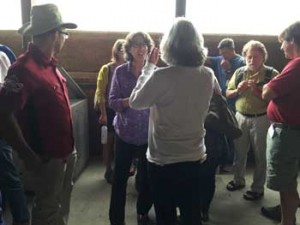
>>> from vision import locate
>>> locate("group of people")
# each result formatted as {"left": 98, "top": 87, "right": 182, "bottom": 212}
{"left": 93, "top": 16, "right": 300, "bottom": 225}
{"left": 0, "top": 2, "right": 300, "bottom": 225}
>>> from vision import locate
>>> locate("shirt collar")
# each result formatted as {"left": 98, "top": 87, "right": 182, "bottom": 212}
{"left": 27, "top": 43, "right": 58, "bottom": 67}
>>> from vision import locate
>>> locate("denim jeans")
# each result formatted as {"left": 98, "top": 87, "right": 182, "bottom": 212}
{"left": 0, "top": 139, "right": 30, "bottom": 223}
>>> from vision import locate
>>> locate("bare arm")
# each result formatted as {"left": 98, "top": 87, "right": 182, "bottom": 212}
{"left": 98, "top": 103, "right": 107, "bottom": 125}
{"left": 226, "top": 80, "right": 249, "bottom": 99}
{"left": 262, "top": 84, "right": 277, "bottom": 101}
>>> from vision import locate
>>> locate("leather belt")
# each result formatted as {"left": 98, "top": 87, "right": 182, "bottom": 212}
{"left": 239, "top": 112, "right": 266, "bottom": 118}
{"left": 272, "top": 122, "right": 300, "bottom": 131}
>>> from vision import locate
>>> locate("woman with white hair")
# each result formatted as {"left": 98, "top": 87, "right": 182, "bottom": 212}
{"left": 129, "top": 18, "right": 220, "bottom": 225}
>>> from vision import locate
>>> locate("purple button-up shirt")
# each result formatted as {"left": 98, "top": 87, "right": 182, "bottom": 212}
{"left": 109, "top": 62, "right": 149, "bottom": 145}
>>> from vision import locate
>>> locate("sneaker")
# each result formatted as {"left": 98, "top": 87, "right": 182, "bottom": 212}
{"left": 261, "top": 205, "right": 281, "bottom": 221}
{"left": 243, "top": 190, "right": 264, "bottom": 201}
{"left": 226, "top": 180, "right": 245, "bottom": 191}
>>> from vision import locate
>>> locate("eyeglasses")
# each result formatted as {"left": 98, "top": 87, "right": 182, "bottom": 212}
{"left": 132, "top": 42, "right": 147, "bottom": 48}
{"left": 58, "top": 30, "right": 69, "bottom": 39}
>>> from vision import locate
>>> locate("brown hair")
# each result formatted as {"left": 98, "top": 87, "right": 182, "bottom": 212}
{"left": 111, "top": 39, "right": 125, "bottom": 63}
{"left": 124, "top": 32, "right": 154, "bottom": 62}
{"left": 279, "top": 21, "right": 300, "bottom": 47}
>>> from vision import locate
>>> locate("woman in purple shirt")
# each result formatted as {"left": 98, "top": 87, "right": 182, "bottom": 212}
{"left": 108, "top": 31, "right": 154, "bottom": 225}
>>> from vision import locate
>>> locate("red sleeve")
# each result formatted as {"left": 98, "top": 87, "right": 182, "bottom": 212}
{"left": 267, "top": 58, "right": 300, "bottom": 98}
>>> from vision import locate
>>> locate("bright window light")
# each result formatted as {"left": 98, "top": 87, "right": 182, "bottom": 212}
{"left": 186, "top": 0, "right": 300, "bottom": 35}
{"left": 0, "top": 0, "right": 22, "bottom": 30}
{"left": 0, "top": 0, "right": 299, "bottom": 35}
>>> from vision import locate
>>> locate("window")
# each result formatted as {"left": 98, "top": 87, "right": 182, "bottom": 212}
{"left": 0, "top": 0, "right": 299, "bottom": 35}
{"left": 186, "top": 0, "right": 300, "bottom": 35}
{"left": 0, "top": 0, "right": 22, "bottom": 30}
{"left": 27, "top": 0, "right": 175, "bottom": 32}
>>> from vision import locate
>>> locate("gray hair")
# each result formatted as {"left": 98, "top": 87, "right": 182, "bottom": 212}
{"left": 242, "top": 40, "right": 268, "bottom": 62}
{"left": 160, "top": 17, "right": 207, "bottom": 67}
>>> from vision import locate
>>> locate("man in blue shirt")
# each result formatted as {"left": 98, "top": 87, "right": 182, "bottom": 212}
{"left": 206, "top": 38, "right": 245, "bottom": 101}
{"left": 206, "top": 38, "right": 245, "bottom": 172}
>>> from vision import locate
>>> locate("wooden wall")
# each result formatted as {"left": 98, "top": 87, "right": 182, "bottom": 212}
{"left": 0, "top": 30, "right": 288, "bottom": 154}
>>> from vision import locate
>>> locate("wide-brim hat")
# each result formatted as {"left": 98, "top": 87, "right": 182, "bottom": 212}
{"left": 18, "top": 3, "right": 77, "bottom": 36}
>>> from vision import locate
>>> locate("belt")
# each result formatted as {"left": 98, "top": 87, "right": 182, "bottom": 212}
{"left": 272, "top": 122, "right": 300, "bottom": 131}
{"left": 239, "top": 112, "right": 266, "bottom": 118}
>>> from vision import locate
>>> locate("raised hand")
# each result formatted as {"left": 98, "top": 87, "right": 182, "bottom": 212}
{"left": 148, "top": 47, "right": 160, "bottom": 65}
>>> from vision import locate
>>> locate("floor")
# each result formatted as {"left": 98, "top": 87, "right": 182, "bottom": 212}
{"left": 68, "top": 157, "right": 300, "bottom": 225}
{"left": 3, "top": 156, "right": 299, "bottom": 225}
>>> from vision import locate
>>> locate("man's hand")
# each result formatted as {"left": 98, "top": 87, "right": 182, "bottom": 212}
{"left": 220, "top": 59, "right": 231, "bottom": 71}
{"left": 237, "top": 80, "right": 250, "bottom": 95}
{"left": 18, "top": 147, "right": 43, "bottom": 171}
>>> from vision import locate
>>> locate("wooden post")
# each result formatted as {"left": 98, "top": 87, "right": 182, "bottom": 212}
{"left": 20, "top": 0, "right": 32, "bottom": 50}
{"left": 175, "top": 0, "right": 186, "bottom": 17}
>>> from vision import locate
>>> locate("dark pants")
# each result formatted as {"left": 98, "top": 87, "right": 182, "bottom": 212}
{"left": 109, "top": 135, "right": 152, "bottom": 225}
{"left": 219, "top": 135, "right": 234, "bottom": 167}
{"left": 148, "top": 160, "right": 204, "bottom": 225}
{"left": 201, "top": 157, "right": 219, "bottom": 213}
{"left": 0, "top": 139, "right": 30, "bottom": 223}
{"left": 0, "top": 192, "right": 4, "bottom": 225}
{"left": 202, "top": 130, "right": 223, "bottom": 213}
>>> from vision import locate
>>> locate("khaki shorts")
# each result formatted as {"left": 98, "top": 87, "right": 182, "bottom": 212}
{"left": 266, "top": 124, "right": 300, "bottom": 192}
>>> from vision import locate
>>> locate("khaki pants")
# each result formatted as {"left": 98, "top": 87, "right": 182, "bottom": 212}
{"left": 23, "top": 151, "right": 77, "bottom": 225}
{"left": 233, "top": 112, "right": 269, "bottom": 193}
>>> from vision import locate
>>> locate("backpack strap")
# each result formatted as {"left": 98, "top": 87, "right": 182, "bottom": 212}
{"left": 264, "top": 66, "right": 274, "bottom": 82}
{"left": 235, "top": 67, "right": 246, "bottom": 87}
{"left": 257, "top": 66, "right": 274, "bottom": 86}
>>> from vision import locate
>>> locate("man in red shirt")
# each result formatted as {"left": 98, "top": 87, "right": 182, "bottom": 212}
{"left": 0, "top": 4, "right": 77, "bottom": 225}
{"left": 262, "top": 21, "right": 300, "bottom": 225}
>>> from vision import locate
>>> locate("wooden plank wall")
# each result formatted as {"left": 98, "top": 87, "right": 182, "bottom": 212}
{"left": 0, "top": 30, "right": 287, "bottom": 154}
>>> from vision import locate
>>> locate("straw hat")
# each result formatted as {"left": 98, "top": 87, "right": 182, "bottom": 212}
{"left": 18, "top": 4, "right": 77, "bottom": 36}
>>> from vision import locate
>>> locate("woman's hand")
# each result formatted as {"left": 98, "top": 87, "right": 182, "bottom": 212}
{"left": 148, "top": 47, "right": 160, "bottom": 65}
{"left": 98, "top": 114, "right": 107, "bottom": 125}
